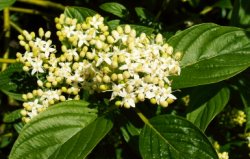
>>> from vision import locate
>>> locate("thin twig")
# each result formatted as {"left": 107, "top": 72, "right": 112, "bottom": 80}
{"left": 10, "top": 21, "right": 23, "bottom": 34}
{"left": 2, "top": 8, "right": 11, "bottom": 71}
{"left": 17, "top": 0, "right": 65, "bottom": 10}
{"left": 9, "top": 7, "right": 41, "bottom": 15}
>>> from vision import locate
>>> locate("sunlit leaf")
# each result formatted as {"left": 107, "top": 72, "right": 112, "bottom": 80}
{"left": 168, "top": 23, "right": 250, "bottom": 89}
{"left": 9, "top": 100, "right": 113, "bottom": 159}
{"left": 139, "top": 115, "right": 218, "bottom": 159}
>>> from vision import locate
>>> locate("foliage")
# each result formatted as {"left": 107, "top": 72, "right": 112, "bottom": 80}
{"left": 0, "top": 0, "right": 250, "bottom": 159}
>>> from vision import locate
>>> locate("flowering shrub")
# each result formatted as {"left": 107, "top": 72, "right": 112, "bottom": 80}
{"left": 1, "top": 1, "right": 250, "bottom": 159}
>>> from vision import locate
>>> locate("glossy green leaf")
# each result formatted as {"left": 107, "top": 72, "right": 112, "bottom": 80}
{"left": 99, "top": 2, "right": 128, "bottom": 18}
{"left": 0, "top": 0, "right": 15, "bottom": 10}
{"left": 9, "top": 100, "right": 113, "bottom": 159}
{"left": 168, "top": 23, "right": 250, "bottom": 89}
{"left": 64, "top": 6, "right": 97, "bottom": 23}
{"left": 139, "top": 115, "right": 218, "bottom": 159}
{"left": 187, "top": 86, "right": 230, "bottom": 131}
{"left": 231, "top": 0, "right": 250, "bottom": 28}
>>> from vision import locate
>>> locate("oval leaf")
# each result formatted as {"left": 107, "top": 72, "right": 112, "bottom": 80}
{"left": 0, "top": 0, "right": 15, "bottom": 10}
{"left": 64, "top": 6, "right": 97, "bottom": 23}
{"left": 99, "top": 2, "right": 128, "bottom": 18}
{"left": 9, "top": 100, "right": 113, "bottom": 159}
{"left": 139, "top": 115, "right": 218, "bottom": 159}
{"left": 187, "top": 86, "right": 230, "bottom": 131}
{"left": 168, "top": 23, "right": 250, "bottom": 89}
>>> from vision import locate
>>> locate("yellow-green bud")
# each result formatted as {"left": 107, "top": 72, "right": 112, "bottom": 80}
{"left": 124, "top": 25, "right": 131, "bottom": 34}
{"left": 174, "top": 52, "right": 182, "bottom": 60}
{"left": 38, "top": 28, "right": 44, "bottom": 37}
{"left": 137, "top": 93, "right": 145, "bottom": 101}
{"left": 150, "top": 98, "right": 157, "bottom": 104}
{"left": 155, "top": 33, "right": 163, "bottom": 44}
{"left": 160, "top": 100, "right": 168, "bottom": 107}
{"left": 117, "top": 74, "right": 123, "bottom": 81}
{"left": 107, "top": 35, "right": 115, "bottom": 44}
{"left": 100, "top": 84, "right": 108, "bottom": 91}
{"left": 115, "top": 100, "right": 122, "bottom": 107}
{"left": 60, "top": 95, "right": 66, "bottom": 101}
{"left": 23, "top": 66, "right": 29, "bottom": 72}
{"left": 111, "top": 73, "right": 118, "bottom": 81}
{"left": 103, "top": 75, "right": 111, "bottom": 83}
{"left": 20, "top": 110, "right": 27, "bottom": 116}
{"left": 22, "top": 94, "right": 28, "bottom": 101}
{"left": 45, "top": 82, "right": 52, "bottom": 88}
{"left": 117, "top": 26, "right": 124, "bottom": 34}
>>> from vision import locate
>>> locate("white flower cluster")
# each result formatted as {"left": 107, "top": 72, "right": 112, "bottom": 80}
{"left": 16, "top": 14, "right": 181, "bottom": 122}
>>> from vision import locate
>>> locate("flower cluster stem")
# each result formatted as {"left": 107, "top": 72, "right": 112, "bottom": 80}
{"left": 0, "top": 58, "right": 16, "bottom": 63}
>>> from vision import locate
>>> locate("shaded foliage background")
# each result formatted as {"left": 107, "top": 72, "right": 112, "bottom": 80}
{"left": 0, "top": 0, "right": 250, "bottom": 158}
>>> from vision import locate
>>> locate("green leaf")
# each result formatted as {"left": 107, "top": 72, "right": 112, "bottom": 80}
{"left": 214, "top": 0, "right": 232, "bottom": 9}
{"left": 119, "top": 24, "right": 154, "bottom": 35}
{"left": 3, "top": 109, "right": 22, "bottom": 123}
{"left": 231, "top": 0, "right": 250, "bottom": 28}
{"left": 168, "top": 23, "right": 250, "bottom": 89}
{"left": 139, "top": 115, "right": 218, "bottom": 159}
{"left": 1, "top": 89, "right": 23, "bottom": 101}
{"left": 187, "top": 0, "right": 200, "bottom": 7}
{"left": 0, "top": 0, "right": 15, "bottom": 10}
{"left": 64, "top": 6, "right": 97, "bottom": 23}
{"left": 107, "top": 19, "right": 121, "bottom": 30}
{"left": 9, "top": 100, "right": 113, "bottom": 159}
{"left": 135, "top": 7, "right": 154, "bottom": 20}
{"left": 245, "top": 107, "right": 250, "bottom": 131}
{"left": 187, "top": 86, "right": 230, "bottom": 131}
{"left": 99, "top": 2, "right": 128, "bottom": 18}
{"left": 0, "top": 63, "right": 23, "bottom": 91}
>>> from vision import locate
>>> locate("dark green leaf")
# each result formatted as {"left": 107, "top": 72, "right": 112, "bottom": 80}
{"left": 187, "top": 0, "right": 200, "bottom": 7}
{"left": 168, "top": 23, "right": 250, "bottom": 89}
{"left": 64, "top": 6, "right": 97, "bottom": 23}
{"left": 0, "top": 63, "right": 23, "bottom": 91}
{"left": 0, "top": 0, "right": 15, "bottom": 10}
{"left": 135, "top": 7, "right": 154, "bottom": 20}
{"left": 3, "top": 109, "right": 22, "bottom": 123}
{"left": 245, "top": 107, "right": 250, "bottom": 131}
{"left": 214, "top": 0, "right": 232, "bottom": 9}
{"left": 1, "top": 90, "right": 23, "bottom": 101}
{"left": 187, "top": 86, "right": 230, "bottom": 131}
{"left": 99, "top": 2, "right": 128, "bottom": 18}
{"left": 231, "top": 0, "right": 250, "bottom": 28}
{"left": 119, "top": 24, "right": 154, "bottom": 35}
{"left": 9, "top": 100, "right": 113, "bottom": 159}
{"left": 107, "top": 19, "right": 121, "bottom": 30}
{"left": 139, "top": 115, "right": 218, "bottom": 159}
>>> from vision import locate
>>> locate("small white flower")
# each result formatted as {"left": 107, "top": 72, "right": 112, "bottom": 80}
{"left": 30, "top": 57, "right": 44, "bottom": 75}
{"left": 96, "top": 52, "right": 113, "bottom": 66}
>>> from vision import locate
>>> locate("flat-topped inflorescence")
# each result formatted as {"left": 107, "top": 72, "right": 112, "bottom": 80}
{"left": 16, "top": 14, "right": 181, "bottom": 122}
